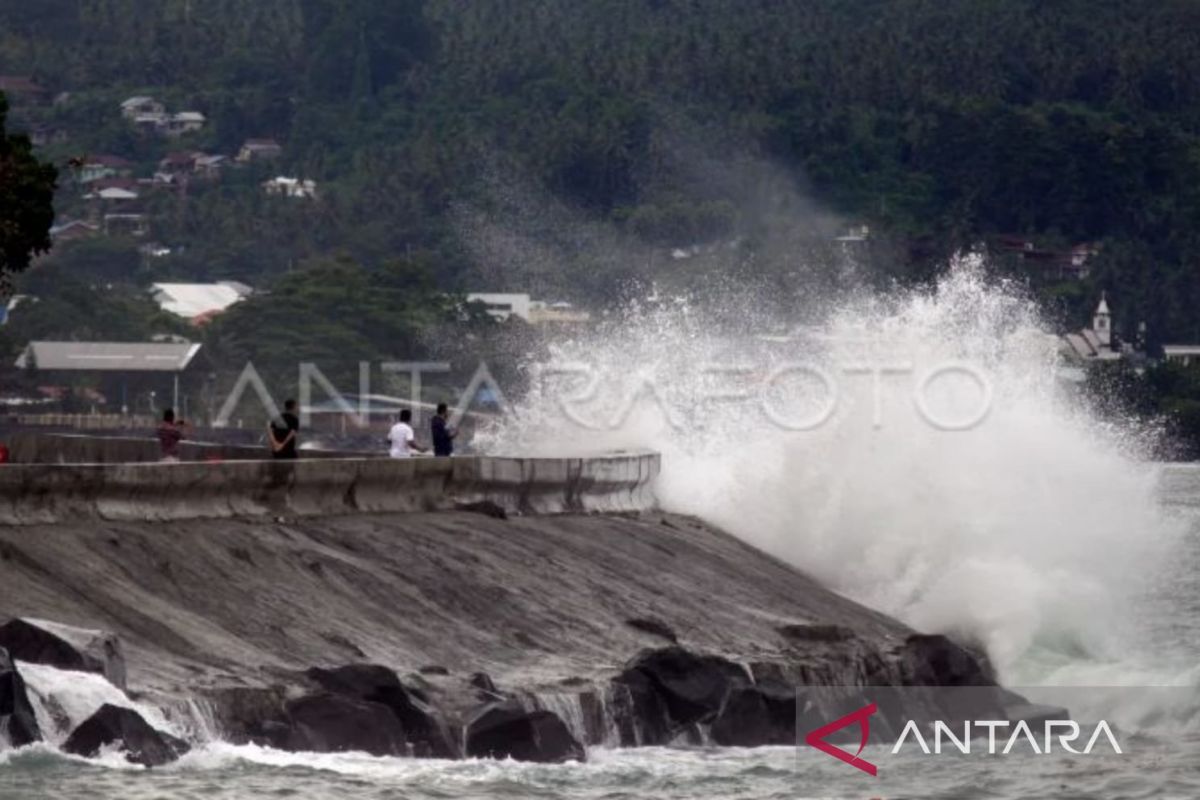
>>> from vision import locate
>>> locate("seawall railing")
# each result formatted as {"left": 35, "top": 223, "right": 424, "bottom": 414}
{"left": 0, "top": 438, "right": 660, "bottom": 524}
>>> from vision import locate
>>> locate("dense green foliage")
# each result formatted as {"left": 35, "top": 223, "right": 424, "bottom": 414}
{"left": 0, "top": 93, "right": 56, "bottom": 275}
{"left": 3, "top": 1, "right": 1200, "bottom": 329}
{"left": 5, "top": 1, "right": 1200, "bottom": 433}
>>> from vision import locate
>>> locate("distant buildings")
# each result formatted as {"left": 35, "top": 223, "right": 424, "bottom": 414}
{"left": 996, "top": 235, "right": 1098, "bottom": 281}
{"left": 78, "top": 155, "right": 133, "bottom": 184}
{"left": 237, "top": 138, "right": 283, "bottom": 163}
{"left": 466, "top": 293, "right": 591, "bottom": 325}
{"left": 48, "top": 220, "right": 99, "bottom": 242}
{"left": 118, "top": 95, "right": 205, "bottom": 137}
{"left": 120, "top": 96, "right": 165, "bottom": 121}
{"left": 467, "top": 293, "right": 531, "bottom": 322}
{"left": 262, "top": 176, "right": 317, "bottom": 199}
{"left": 150, "top": 281, "right": 253, "bottom": 324}
{"left": 1061, "top": 295, "right": 1121, "bottom": 363}
{"left": 1162, "top": 346, "right": 1200, "bottom": 368}
{"left": 0, "top": 76, "right": 47, "bottom": 104}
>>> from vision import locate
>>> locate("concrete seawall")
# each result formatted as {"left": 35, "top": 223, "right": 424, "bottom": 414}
{"left": 0, "top": 451, "right": 660, "bottom": 524}
{"left": 6, "top": 431, "right": 367, "bottom": 464}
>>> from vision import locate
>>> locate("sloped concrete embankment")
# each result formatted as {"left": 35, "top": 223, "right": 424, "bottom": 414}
{"left": 0, "top": 511, "right": 1041, "bottom": 766}
{"left": 0, "top": 451, "right": 660, "bottom": 524}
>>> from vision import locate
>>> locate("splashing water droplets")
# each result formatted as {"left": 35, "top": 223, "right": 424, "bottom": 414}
{"left": 490, "top": 254, "right": 1180, "bottom": 683}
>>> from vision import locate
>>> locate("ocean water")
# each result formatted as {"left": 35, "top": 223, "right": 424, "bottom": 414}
{"left": 5, "top": 260, "right": 1200, "bottom": 797}
{"left": 3, "top": 483, "right": 1198, "bottom": 798}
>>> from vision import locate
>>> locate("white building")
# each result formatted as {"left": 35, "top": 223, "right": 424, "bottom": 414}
{"left": 120, "top": 96, "right": 165, "bottom": 121}
{"left": 1061, "top": 295, "right": 1121, "bottom": 363}
{"left": 466, "top": 293, "right": 532, "bottom": 322}
{"left": 150, "top": 281, "right": 253, "bottom": 323}
{"left": 467, "top": 293, "right": 590, "bottom": 325}
{"left": 262, "top": 176, "right": 317, "bottom": 199}
{"left": 165, "top": 111, "right": 206, "bottom": 137}
{"left": 1163, "top": 345, "right": 1200, "bottom": 367}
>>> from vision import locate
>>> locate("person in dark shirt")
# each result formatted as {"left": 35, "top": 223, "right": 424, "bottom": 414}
{"left": 269, "top": 398, "right": 300, "bottom": 459}
{"left": 157, "top": 408, "right": 187, "bottom": 462}
{"left": 430, "top": 402, "right": 457, "bottom": 457}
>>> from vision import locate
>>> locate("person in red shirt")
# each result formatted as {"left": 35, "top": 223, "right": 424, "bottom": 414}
{"left": 157, "top": 408, "right": 188, "bottom": 462}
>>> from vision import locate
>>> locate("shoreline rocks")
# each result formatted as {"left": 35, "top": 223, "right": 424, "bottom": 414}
{"left": 0, "top": 647, "right": 41, "bottom": 748}
{"left": 466, "top": 700, "right": 585, "bottom": 763}
{"left": 62, "top": 704, "right": 188, "bottom": 767}
{"left": 0, "top": 618, "right": 126, "bottom": 691}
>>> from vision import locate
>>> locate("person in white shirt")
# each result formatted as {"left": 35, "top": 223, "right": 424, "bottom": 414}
{"left": 387, "top": 409, "right": 428, "bottom": 458}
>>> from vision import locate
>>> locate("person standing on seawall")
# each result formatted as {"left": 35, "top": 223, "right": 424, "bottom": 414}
{"left": 157, "top": 408, "right": 188, "bottom": 462}
{"left": 388, "top": 409, "right": 428, "bottom": 458}
{"left": 269, "top": 399, "right": 301, "bottom": 459}
{"left": 430, "top": 402, "right": 457, "bottom": 457}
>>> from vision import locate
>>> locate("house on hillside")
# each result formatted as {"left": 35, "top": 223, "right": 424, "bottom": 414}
{"left": 159, "top": 151, "right": 200, "bottom": 176}
{"left": 164, "top": 111, "right": 205, "bottom": 137}
{"left": 84, "top": 186, "right": 140, "bottom": 204}
{"left": 28, "top": 124, "right": 68, "bottom": 147}
{"left": 49, "top": 220, "right": 100, "bottom": 242}
{"left": 150, "top": 281, "right": 253, "bottom": 324}
{"left": 262, "top": 176, "right": 317, "bottom": 199}
{"left": 120, "top": 96, "right": 165, "bottom": 121}
{"left": 237, "top": 138, "right": 282, "bottom": 162}
{"left": 103, "top": 213, "right": 149, "bottom": 238}
{"left": 994, "top": 235, "right": 1098, "bottom": 281}
{"left": 0, "top": 76, "right": 47, "bottom": 104}
{"left": 193, "top": 154, "right": 228, "bottom": 180}
{"left": 78, "top": 155, "right": 133, "bottom": 184}
{"left": 1162, "top": 346, "right": 1200, "bottom": 367}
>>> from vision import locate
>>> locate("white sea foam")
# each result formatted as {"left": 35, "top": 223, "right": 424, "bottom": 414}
{"left": 486, "top": 255, "right": 1185, "bottom": 685}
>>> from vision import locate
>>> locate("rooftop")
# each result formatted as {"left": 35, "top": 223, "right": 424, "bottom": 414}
{"left": 151, "top": 282, "right": 252, "bottom": 320}
{"left": 17, "top": 342, "right": 202, "bottom": 372}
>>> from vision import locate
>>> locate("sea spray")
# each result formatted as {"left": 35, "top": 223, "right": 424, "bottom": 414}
{"left": 485, "top": 255, "right": 1182, "bottom": 685}
{"left": 17, "top": 662, "right": 180, "bottom": 746}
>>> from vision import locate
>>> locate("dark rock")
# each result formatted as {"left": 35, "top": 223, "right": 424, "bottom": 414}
{"left": 624, "top": 617, "right": 678, "bottom": 643}
{"left": 710, "top": 683, "right": 802, "bottom": 747}
{"left": 777, "top": 623, "right": 856, "bottom": 644}
{"left": 465, "top": 701, "right": 584, "bottom": 763}
{"left": 63, "top": 704, "right": 188, "bottom": 766}
{"left": 456, "top": 500, "right": 508, "bottom": 520}
{"left": 272, "top": 692, "right": 408, "bottom": 756}
{"left": 319, "top": 632, "right": 366, "bottom": 659}
{"left": 304, "top": 664, "right": 457, "bottom": 758}
{"left": 0, "top": 618, "right": 127, "bottom": 691}
{"left": 0, "top": 647, "right": 41, "bottom": 747}
{"left": 899, "top": 634, "right": 995, "bottom": 687}
{"left": 607, "top": 669, "right": 673, "bottom": 746}
{"left": 418, "top": 665, "right": 450, "bottom": 676}
{"left": 469, "top": 672, "right": 498, "bottom": 693}
{"left": 616, "top": 647, "right": 750, "bottom": 727}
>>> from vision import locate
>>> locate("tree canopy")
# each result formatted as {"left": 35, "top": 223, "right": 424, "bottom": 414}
{"left": 0, "top": 93, "right": 56, "bottom": 276}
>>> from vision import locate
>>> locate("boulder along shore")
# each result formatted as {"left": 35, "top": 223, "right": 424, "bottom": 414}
{"left": 0, "top": 510, "right": 1031, "bottom": 764}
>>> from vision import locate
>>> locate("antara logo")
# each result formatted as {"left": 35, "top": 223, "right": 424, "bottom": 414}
{"left": 805, "top": 703, "right": 1124, "bottom": 776}
{"left": 804, "top": 703, "right": 879, "bottom": 776}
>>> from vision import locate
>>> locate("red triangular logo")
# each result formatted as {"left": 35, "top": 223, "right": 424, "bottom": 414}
{"left": 804, "top": 702, "right": 878, "bottom": 776}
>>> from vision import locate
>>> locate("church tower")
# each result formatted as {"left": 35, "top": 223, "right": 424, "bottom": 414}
{"left": 1093, "top": 292, "right": 1112, "bottom": 348}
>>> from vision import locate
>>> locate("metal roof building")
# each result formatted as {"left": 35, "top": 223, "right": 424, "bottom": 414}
{"left": 16, "top": 341, "right": 203, "bottom": 412}
{"left": 16, "top": 342, "right": 201, "bottom": 372}
{"left": 151, "top": 282, "right": 251, "bottom": 321}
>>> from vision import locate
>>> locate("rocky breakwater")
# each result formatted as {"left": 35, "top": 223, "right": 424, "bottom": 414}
{"left": 0, "top": 511, "right": 1055, "bottom": 766}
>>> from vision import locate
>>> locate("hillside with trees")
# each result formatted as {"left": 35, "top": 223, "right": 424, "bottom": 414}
{"left": 2, "top": 0, "right": 1200, "bottom": 420}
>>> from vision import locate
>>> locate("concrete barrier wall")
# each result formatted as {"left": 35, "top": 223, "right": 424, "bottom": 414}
{"left": 0, "top": 451, "right": 661, "bottom": 524}
{"left": 6, "top": 432, "right": 370, "bottom": 464}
